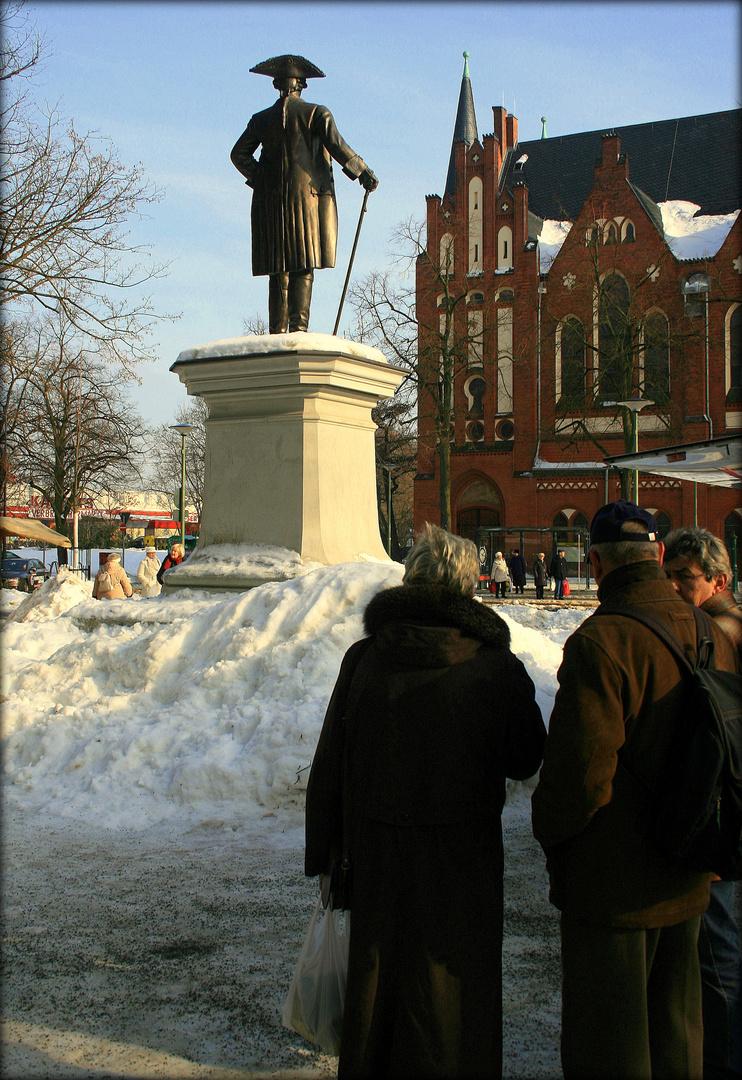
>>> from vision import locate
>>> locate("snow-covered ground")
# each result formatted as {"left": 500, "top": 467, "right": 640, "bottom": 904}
{"left": 2, "top": 559, "right": 587, "bottom": 1078}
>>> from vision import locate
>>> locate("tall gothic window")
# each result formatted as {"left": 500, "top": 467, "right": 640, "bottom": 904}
{"left": 643, "top": 311, "right": 670, "bottom": 403}
{"left": 598, "top": 274, "right": 631, "bottom": 402}
{"left": 558, "top": 317, "right": 586, "bottom": 408}
{"left": 728, "top": 305, "right": 742, "bottom": 404}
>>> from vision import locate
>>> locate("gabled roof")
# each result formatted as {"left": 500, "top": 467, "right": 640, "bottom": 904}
{"left": 499, "top": 110, "right": 741, "bottom": 220}
{"left": 627, "top": 181, "right": 664, "bottom": 237}
{"left": 445, "top": 52, "right": 479, "bottom": 198}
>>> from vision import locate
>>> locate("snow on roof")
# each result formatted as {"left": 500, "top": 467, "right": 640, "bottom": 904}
{"left": 532, "top": 455, "right": 607, "bottom": 471}
{"left": 538, "top": 220, "right": 573, "bottom": 272}
{"left": 659, "top": 200, "right": 739, "bottom": 260}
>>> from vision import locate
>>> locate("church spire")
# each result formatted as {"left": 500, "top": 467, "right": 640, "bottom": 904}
{"left": 444, "top": 51, "right": 479, "bottom": 199}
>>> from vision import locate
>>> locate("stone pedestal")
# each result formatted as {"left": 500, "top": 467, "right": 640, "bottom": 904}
{"left": 164, "top": 333, "right": 403, "bottom": 590}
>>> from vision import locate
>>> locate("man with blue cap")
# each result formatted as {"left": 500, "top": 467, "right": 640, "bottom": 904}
{"left": 532, "top": 500, "right": 738, "bottom": 1079}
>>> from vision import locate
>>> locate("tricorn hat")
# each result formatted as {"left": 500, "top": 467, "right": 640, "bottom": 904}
{"left": 250, "top": 54, "right": 325, "bottom": 79}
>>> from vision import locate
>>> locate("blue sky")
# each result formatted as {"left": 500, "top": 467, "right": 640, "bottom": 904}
{"left": 26, "top": 0, "right": 741, "bottom": 428}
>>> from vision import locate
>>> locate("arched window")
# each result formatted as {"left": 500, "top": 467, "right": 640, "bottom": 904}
{"left": 725, "top": 512, "right": 741, "bottom": 581}
{"left": 727, "top": 304, "right": 742, "bottom": 404}
{"left": 440, "top": 232, "right": 454, "bottom": 277}
{"left": 498, "top": 226, "right": 513, "bottom": 269}
{"left": 557, "top": 317, "right": 586, "bottom": 408}
{"left": 469, "top": 178, "right": 483, "bottom": 273}
{"left": 643, "top": 311, "right": 670, "bottom": 403}
{"left": 604, "top": 221, "right": 618, "bottom": 245}
{"left": 621, "top": 220, "right": 636, "bottom": 243}
{"left": 571, "top": 512, "right": 589, "bottom": 531}
{"left": 465, "top": 375, "right": 486, "bottom": 416}
{"left": 654, "top": 511, "right": 671, "bottom": 539}
{"left": 496, "top": 287, "right": 514, "bottom": 303}
{"left": 599, "top": 274, "right": 631, "bottom": 402}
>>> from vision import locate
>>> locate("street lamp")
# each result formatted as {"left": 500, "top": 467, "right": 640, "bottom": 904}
{"left": 380, "top": 462, "right": 397, "bottom": 557}
{"left": 169, "top": 424, "right": 195, "bottom": 548}
{"left": 603, "top": 396, "right": 654, "bottom": 504}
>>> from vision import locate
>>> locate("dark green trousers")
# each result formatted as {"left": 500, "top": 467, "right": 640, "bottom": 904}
{"left": 560, "top": 914, "right": 703, "bottom": 1079}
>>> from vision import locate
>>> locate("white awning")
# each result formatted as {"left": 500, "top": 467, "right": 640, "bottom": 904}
{"left": 0, "top": 516, "right": 73, "bottom": 546}
{"left": 604, "top": 436, "right": 742, "bottom": 488}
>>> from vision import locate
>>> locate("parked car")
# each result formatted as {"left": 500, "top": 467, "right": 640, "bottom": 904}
{"left": 1, "top": 556, "right": 51, "bottom": 592}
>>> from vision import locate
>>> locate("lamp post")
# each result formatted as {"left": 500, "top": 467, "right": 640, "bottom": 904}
{"left": 603, "top": 396, "right": 654, "bottom": 504}
{"left": 381, "top": 462, "right": 397, "bottom": 557}
{"left": 169, "top": 424, "right": 195, "bottom": 548}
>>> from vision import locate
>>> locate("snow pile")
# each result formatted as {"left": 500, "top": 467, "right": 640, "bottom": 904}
{"left": 659, "top": 200, "right": 739, "bottom": 260}
{"left": 166, "top": 541, "right": 326, "bottom": 587}
{"left": 2, "top": 561, "right": 584, "bottom": 832}
{"left": 538, "top": 219, "right": 572, "bottom": 270}
{"left": 5, "top": 567, "right": 92, "bottom": 624}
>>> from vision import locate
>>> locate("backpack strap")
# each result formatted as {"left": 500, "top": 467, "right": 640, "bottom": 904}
{"left": 593, "top": 602, "right": 715, "bottom": 803}
{"left": 595, "top": 602, "right": 714, "bottom": 676}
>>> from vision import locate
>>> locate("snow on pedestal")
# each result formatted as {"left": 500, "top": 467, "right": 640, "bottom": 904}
{"left": 167, "top": 333, "right": 403, "bottom": 590}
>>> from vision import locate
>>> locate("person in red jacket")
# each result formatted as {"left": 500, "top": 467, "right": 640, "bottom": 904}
{"left": 156, "top": 543, "right": 184, "bottom": 586}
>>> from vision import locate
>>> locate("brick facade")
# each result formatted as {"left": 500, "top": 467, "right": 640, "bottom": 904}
{"left": 414, "top": 66, "right": 741, "bottom": 572}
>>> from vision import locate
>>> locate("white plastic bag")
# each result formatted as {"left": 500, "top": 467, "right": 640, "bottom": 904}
{"left": 282, "top": 898, "right": 351, "bottom": 1056}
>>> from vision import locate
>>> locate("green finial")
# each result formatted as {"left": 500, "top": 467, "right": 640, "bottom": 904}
{"left": 463, "top": 51, "right": 470, "bottom": 78}
{"left": 541, "top": 116, "right": 547, "bottom": 139}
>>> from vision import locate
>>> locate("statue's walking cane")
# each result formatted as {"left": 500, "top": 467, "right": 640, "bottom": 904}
{"left": 333, "top": 188, "right": 370, "bottom": 336}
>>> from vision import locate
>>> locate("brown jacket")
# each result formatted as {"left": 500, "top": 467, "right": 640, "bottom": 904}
{"left": 532, "top": 560, "right": 738, "bottom": 929}
{"left": 93, "top": 560, "right": 132, "bottom": 600}
{"left": 703, "top": 587, "right": 742, "bottom": 660}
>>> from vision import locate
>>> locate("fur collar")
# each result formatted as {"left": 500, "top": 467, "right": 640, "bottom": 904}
{"left": 363, "top": 584, "right": 510, "bottom": 649}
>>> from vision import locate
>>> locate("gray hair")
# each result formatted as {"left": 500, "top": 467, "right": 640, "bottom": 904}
{"left": 591, "top": 521, "right": 660, "bottom": 569}
{"left": 403, "top": 523, "right": 479, "bottom": 595}
{"left": 663, "top": 526, "right": 731, "bottom": 580}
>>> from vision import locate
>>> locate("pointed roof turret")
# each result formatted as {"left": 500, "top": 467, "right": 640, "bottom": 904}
{"left": 444, "top": 51, "right": 479, "bottom": 198}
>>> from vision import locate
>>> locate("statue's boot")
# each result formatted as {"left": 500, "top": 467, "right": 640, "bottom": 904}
{"left": 268, "top": 273, "right": 289, "bottom": 333}
{"left": 288, "top": 270, "right": 313, "bottom": 332}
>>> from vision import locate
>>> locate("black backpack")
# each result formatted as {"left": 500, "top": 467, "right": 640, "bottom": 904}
{"left": 596, "top": 603, "right": 742, "bottom": 880}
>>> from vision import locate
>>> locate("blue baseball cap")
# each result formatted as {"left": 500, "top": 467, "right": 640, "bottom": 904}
{"left": 589, "top": 501, "right": 658, "bottom": 546}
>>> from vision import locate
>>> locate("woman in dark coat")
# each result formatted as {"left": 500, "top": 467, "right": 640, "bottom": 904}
{"left": 305, "top": 524, "right": 546, "bottom": 1078}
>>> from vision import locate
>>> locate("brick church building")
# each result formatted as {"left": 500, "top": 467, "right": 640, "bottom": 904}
{"left": 413, "top": 54, "right": 741, "bottom": 574}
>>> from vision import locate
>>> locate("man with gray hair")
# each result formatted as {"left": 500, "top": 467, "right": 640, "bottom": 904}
{"left": 664, "top": 525, "right": 742, "bottom": 656}
{"left": 532, "top": 500, "right": 738, "bottom": 1079}
{"left": 664, "top": 525, "right": 742, "bottom": 1080}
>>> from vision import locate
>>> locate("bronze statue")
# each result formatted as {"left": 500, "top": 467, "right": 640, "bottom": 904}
{"left": 231, "top": 55, "right": 378, "bottom": 334}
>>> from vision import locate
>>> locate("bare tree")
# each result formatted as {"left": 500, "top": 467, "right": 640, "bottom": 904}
{"left": 350, "top": 217, "right": 490, "bottom": 530}
{"left": 0, "top": 2, "right": 174, "bottom": 369}
{"left": 242, "top": 313, "right": 269, "bottom": 336}
{"left": 6, "top": 313, "right": 148, "bottom": 561}
{"left": 149, "top": 398, "right": 207, "bottom": 524}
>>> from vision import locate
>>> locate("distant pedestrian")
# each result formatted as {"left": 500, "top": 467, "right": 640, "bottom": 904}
{"left": 157, "top": 543, "right": 185, "bottom": 586}
{"left": 92, "top": 553, "right": 132, "bottom": 600}
{"left": 550, "top": 550, "right": 568, "bottom": 599}
{"left": 137, "top": 548, "right": 162, "bottom": 598}
{"left": 533, "top": 552, "right": 549, "bottom": 599}
{"left": 663, "top": 525, "right": 742, "bottom": 1080}
{"left": 491, "top": 551, "right": 509, "bottom": 598}
{"left": 306, "top": 523, "right": 546, "bottom": 1078}
{"left": 509, "top": 549, "right": 527, "bottom": 595}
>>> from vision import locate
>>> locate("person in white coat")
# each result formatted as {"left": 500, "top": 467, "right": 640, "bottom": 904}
{"left": 490, "top": 551, "right": 510, "bottom": 599}
{"left": 137, "top": 548, "right": 162, "bottom": 598}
